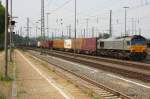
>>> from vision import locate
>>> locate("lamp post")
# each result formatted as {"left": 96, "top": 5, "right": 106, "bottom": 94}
{"left": 123, "top": 7, "right": 129, "bottom": 36}
{"left": 4, "top": 0, "right": 9, "bottom": 77}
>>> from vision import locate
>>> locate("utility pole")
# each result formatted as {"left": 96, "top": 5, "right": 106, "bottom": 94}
{"left": 41, "top": 0, "right": 45, "bottom": 40}
{"left": 81, "top": 29, "right": 83, "bottom": 37}
{"left": 139, "top": 28, "right": 141, "bottom": 35}
{"left": 131, "top": 18, "right": 134, "bottom": 35}
{"left": 60, "top": 19, "right": 63, "bottom": 39}
{"left": 69, "top": 24, "right": 71, "bottom": 38}
{"left": 92, "top": 27, "right": 95, "bottom": 37}
{"left": 24, "top": 18, "right": 31, "bottom": 46}
{"left": 20, "top": 27, "right": 22, "bottom": 37}
{"left": 41, "top": 0, "right": 45, "bottom": 54}
{"left": 9, "top": 0, "right": 13, "bottom": 62}
{"left": 83, "top": 28, "right": 86, "bottom": 38}
{"left": 4, "top": 0, "right": 8, "bottom": 77}
{"left": 134, "top": 19, "right": 137, "bottom": 35}
{"left": 137, "top": 18, "right": 141, "bottom": 35}
{"left": 109, "top": 10, "right": 112, "bottom": 37}
{"left": 20, "top": 27, "right": 23, "bottom": 45}
{"left": 74, "top": 0, "right": 77, "bottom": 57}
{"left": 66, "top": 26, "right": 68, "bottom": 38}
{"left": 27, "top": 18, "right": 30, "bottom": 46}
{"left": 85, "top": 18, "right": 89, "bottom": 37}
{"left": 36, "top": 22, "right": 38, "bottom": 41}
{"left": 46, "top": 13, "right": 50, "bottom": 39}
{"left": 123, "top": 7, "right": 129, "bottom": 36}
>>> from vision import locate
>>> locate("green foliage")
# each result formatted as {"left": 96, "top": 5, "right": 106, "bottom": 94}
{"left": 98, "top": 33, "right": 110, "bottom": 39}
{"left": 0, "top": 2, "right": 5, "bottom": 49}
{"left": 0, "top": 76, "right": 13, "bottom": 82}
{"left": 92, "top": 96, "right": 100, "bottom": 99}
{"left": 0, "top": 92, "right": 6, "bottom": 99}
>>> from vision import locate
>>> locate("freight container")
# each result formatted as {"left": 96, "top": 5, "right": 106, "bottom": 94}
{"left": 82, "top": 38, "right": 97, "bottom": 52}
{"left": 44, "top": 41, "right": 49, "bottom": 48}
{"left": 64, "top": 39, "right": 72, "bottom": 49}
{"left": 72, "top": 38, "right": 84, "bottom": 52}
{"left": 37, "top": 41, "right": 41, "bottom": 48}
{"left": 53, "top": 39, "right": 64, "bottom": 49}
{"left": 40, "top": 41, "right": 45, "bottom": 48}
{"left": 48, "top": 40, "right": 53, "bottom": 49}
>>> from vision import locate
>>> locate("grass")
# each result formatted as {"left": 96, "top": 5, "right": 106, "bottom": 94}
{"left": 0, "top": 92, "right": 6, "bottom": 99}
{"left": 92, "top": 96, "right": 101, "bottom": 99}
{"left": 0, "top": 75, "right": 13, "bottom": 82}
{"left": 0, "top": 61, "right": 14, "bottom": 82}
{"left": 0, "top": 51, "right": 15, "bottom": 99}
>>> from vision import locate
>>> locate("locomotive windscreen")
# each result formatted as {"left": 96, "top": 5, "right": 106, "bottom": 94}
{"left": 131, "top": 35, "right": 147, "bottom": 45}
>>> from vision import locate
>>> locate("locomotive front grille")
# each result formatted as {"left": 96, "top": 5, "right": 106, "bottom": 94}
{"left": 130, "top": 45, "right": 147, "bottom": 53}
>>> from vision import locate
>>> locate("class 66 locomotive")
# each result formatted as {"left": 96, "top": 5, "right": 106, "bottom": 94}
{"left": 97, "top": 35, "right": 148, "bottom": 61}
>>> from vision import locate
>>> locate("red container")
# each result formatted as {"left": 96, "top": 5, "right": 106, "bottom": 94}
{"left": 48, "top": 40, "right": 53, "bottom": 49}
{"left": 40, "top": 41, "right": 48, "bottom": 48}
{"left": 45, "top": 41, "right": 49, "bottom": 48}
{"left": 82, "top": 38, "right": 97, "bottom": 52}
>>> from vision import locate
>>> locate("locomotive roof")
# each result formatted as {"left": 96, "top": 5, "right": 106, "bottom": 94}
{"left": 98, "top": 35, "right": 145, "bottom": 42}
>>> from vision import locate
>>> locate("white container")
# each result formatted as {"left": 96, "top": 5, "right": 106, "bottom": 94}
{"left": 64, "top": 39, "right": 72, "bottom": 49}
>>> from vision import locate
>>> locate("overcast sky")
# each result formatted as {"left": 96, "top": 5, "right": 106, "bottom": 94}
{"left": 1, "top": 0, "right": 150, "bottom": 38}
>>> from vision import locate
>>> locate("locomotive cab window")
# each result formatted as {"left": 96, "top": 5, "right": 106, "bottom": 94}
{"left": 100, "top": 42, "right": 104, "bottom": 47}
{"left": 127, "top": 41, "right": 130, "bottom": 46}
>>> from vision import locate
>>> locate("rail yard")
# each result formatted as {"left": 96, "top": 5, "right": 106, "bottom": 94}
{"left": 1, "top": 0, "right": 150, "bottom": 99}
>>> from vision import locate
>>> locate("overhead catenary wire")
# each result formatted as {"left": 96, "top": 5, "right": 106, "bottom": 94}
{"left": 49, "top": 0, "right": 73, "bottom": 14}
{"left": 21, "top": 0, "right": 150, "bottom": 39}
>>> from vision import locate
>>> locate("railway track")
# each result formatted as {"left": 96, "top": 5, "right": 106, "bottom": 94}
{"left": 46, "top": 49, "right": 150, "bottom": 70}
{"left": 25, "top": 47, "right": 150, "bottom": 82}
{"left": 26, "top": 49, "right": 133, "bottom": 99}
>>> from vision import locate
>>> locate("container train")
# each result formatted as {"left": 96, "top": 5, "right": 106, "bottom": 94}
{"left": 26, "top": 35, "right": 148, "bottom": 61}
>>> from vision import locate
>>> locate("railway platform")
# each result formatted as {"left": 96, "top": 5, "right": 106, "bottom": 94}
{"left": 12, "top": 50, "right": 92, "bottom": 99}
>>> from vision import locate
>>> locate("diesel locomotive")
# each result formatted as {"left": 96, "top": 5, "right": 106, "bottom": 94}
{"left": 97, "top": 35, "right": 147, "bottom": 60}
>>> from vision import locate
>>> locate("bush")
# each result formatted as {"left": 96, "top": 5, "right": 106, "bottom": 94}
{"left": 0, "top": 92, "right": 6, "bottom": 99}
{"left": 0, "top": 76, "right": 13, "bottom": 82}
{"left": 0, "top": 2, "right": 5, "bottom": 49}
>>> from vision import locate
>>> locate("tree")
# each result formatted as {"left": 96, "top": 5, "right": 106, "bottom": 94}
{"left": 98, "top": 33, "right": 110, "bottom": 39}
{"left": 0, "top": 2, "right": 5, "bottom": 49}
